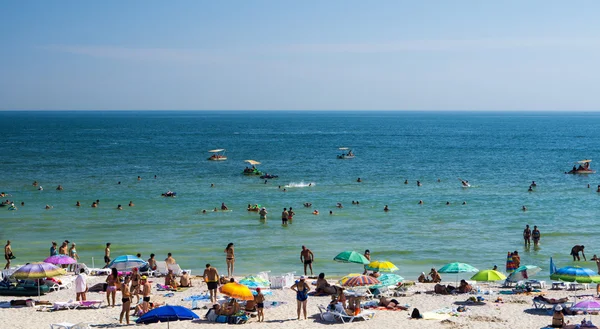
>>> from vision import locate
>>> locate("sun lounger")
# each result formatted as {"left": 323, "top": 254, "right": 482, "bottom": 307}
{"left": 79, "top": 300, "right": 103, "bottom": 309}
{"left": 50, "top": 322, "right": 90, "bottom": 329}
{"left": 48, "top": 278, "right": 74, "bottom": 292}
{"left": 167, "top": 264, "right": 191, "bottom": 276}
{"left": 52, "top": 300, "right": 81, "bottom": 311}
{"left": 155, "top": 261, "right": 169, "bottom": 276}
{"left": 567, "top": 283, "right": 589, "bottom": 290}
{"left": 317, "top": 304, "right": 375, "bottom": 323}
{"left": 532, "top": 296, "right": 572, "bottom": 309}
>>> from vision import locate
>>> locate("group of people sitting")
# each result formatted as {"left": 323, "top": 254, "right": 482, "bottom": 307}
{"left": 164, "top": 269, "right": 193, "bottom": 289}
{"left": 417, "top": 268, "right": 442, "bottom": 283}
{"left": 433, "top": 280, "right": 474, "bottom": 295}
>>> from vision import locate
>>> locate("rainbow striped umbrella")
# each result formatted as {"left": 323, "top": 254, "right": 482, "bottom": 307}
{"left": 506, "top": 252, "right": 517, "bottom": 274}
{"left": 338, "top": 273, "right": 362, "bottom": 285}
{"left": 341, "top": 275, "right": 380, "bottom": 287}
{"left": 550, "top": 266, "right": 600, "bottom": 283}
{"left": 12, "top": 262, "right": 66, "bottom": 279}
{"left": 365, "top": 260, "right": 399, "bottom": 272}
{"left": 44, "top": 255, "right": 76, "bottom": 265}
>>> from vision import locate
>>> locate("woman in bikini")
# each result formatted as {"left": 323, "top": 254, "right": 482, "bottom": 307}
{"left": 224, "top": 243, "right": 235, "bottom": 277}
{"left": 119, "top": 276, "right": 131, "bottom": 325}
{"left": 105, "top": 268, "right": 120, "bottom": 307}
{"left": 68, "top": 243, "right": 79, "bottom": 272}
{"left": 130, "top": 267, "right": 141, "bottom": 303}
{"left": 291, "top": 276, "right": 311, "bottom": 320}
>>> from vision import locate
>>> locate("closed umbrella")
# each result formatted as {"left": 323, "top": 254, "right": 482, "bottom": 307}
{"left": 550, "top": 266, "right": 600, "bottom": 283}
{"left": 333, "top": 251, "right": 370, "bottom": 265}
{"left": 365, "top": 260, "right": 399, "bottom": 272}
{"left": 507, "top": 265, "right": 542, "bottom": 282}
{"left": 471, "top": 270, "right": 507, "bottom": 282}
{"left": 136, "top": 305, "right": 199, "bottom": 328}
{"left": 219, "top": 282, "right": 254, "bottom": 300}
{"left": 108, "top": 255, "right": 147, "bottom": 270}
{"left": 44, "top": 255, "right": 76, "bottom": 265}
{"left": 11, "top": 262, "right": 67, "bottom": 298}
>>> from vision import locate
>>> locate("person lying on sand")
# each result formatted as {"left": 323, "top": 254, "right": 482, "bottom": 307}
{"left": 378, "top": 297, "right": 408, "bottom": 310}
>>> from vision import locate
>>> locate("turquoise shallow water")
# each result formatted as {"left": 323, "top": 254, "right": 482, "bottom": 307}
{"left": 1, "top": 111, "right": 600, "bottom": 280}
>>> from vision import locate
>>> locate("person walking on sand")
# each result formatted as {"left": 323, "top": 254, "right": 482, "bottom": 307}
{"left": 224, "top": 243, "right": 235, "bottom": 277}
{"left": 523, "top": 225, "right": 531, "bottom": 246}
{"left": 532, "top": 226, "right": 541, "bottom": 245}
{"left": 120, "top": 276, "right": 131, "bottom": 325}
{"left": 571, "top": 245, "right": 586, "bottom": 261}
{"left": 75, "top": 268, "right": 88, "bottom": 301}
{"left": 105, "top": 268, "right": 119, "bottom": 307}
{"left": 104, "top": 243, "right": 111, "bottom": 267}
{"left": 255, "top": 287, "right": 265, "bottom": 322}
{"left": 300, "top": 246, "right": 314, "bottom": 276}
{"left": 291, "top": 276, "right": 310, "bottom": 320}
{"left": 4, "top": 240, "right": 12, "bottom": 270}
{"left": 203, "top": 264, "right": 220, "bottom": 304}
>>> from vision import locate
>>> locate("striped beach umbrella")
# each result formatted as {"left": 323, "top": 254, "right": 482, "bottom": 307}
{"left": 11, "top": 262, "right": 67, "bottom": 299}
{"left": 341, "top": 275, "right": 380, "bottom": 287}
{"left": 507, "top": 265, "right": 542, "bottom": 282}
{"left": 506, "top": 252, "right": 516, "bottom": 274}
{"left": 365, "top": 260, "right": 399, "bottom": 272}
{"left": 338, "top": 273, "right": 362, "bottom": 285}
{"left": 550, "top": 266, "right": 600, "bottom": 283}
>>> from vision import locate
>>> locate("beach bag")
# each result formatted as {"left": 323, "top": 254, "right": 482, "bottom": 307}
{"left": 216, "top": 315, "right": 228, "bottom": 323}
{"left": 411, "top": 308, "right": 422, "bottom": 319}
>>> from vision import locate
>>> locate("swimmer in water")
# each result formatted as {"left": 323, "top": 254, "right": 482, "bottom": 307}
{"left": 329, "top": 210, "right": 333, "bottom": 215}
{"left": 336, "top": 203, "right": 343, "bottom": 208}
{"left": 38, "top": 186, "right": 43, "bottom": 191}
{"left": 404, "top": 179, "right": 408, "bottom": 184}
{"left": 221, "top": 203, "right": 228, "bottom": 211}
{"left": 45, "top": 204, "right": 52, "bottom": 209}
{"left": 446, "top": 201, "right": 450, "bottom": 205}
{"left": 213, "top": 208, "right": 218, "bottom": 212}
{"left": 92, "top": 202, "right": 98, "bottom": 208}
{"left": 418, "top": 200, "right": 423, "bottom": 205}
{"left": 462, "top": 201, "right": 467, "bottom": 205}
{"left": 313, "top": 210, "right": 319, "bottom": 215}
{"left": 129, "top": 201, "right": 134, "bottom": 207}
{"left": 461, "top": 180, "right": 469, "bottom": 187}
{"left": 138, "top": 176, "right": 141, "bottom": 181}
{"left": 522, "top": 205, "right": 527, "bottom": 211}
{"left": 417, "top": 181, "right": 422, "bottom": 187}
{"left": 117, "top": 204, "right": 122, "bottom": 210}
{"left": 76, "top": 201, "right": 81, "bottom": 207}
{"left": 528, "top": 186, "right": 533, "bottom": 192}
{"left": 357, "top": 178, "right": 362, "bottom": 183}
{"left": 202, "top": 209, "right": 207, "bottom": 214}
{"left": 531, "top": 181, "right": 537, "bottom": 187}
{"left": 211, "top": 184, "right": 214, "bottom": 188}
{"left": 56, "top": 185, "right": 63, "bottom": 190}
{"left": 384, "top": 205, "right": 389, "bottom": 211}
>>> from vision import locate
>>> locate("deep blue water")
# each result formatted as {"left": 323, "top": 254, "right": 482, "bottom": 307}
{"left": 1, "top": 111, "right": 600, "bottom": 280}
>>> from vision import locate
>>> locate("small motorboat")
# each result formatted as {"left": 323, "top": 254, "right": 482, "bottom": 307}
{"left": 161, "top": 191, "right": 177, "bottom": 197}
{"left": 207, "top": 149, "right": 227, "bottom": 161}
{"left": 337, "top": 147, "right": 355, "bottom": 159}
{"left": 243, "top": 160, "right": 263, "bottom": 175}
{"left": 260, "top": 174, "right": 278, "bottom": 179}
{"left": 567, "top": 160, "right": 596, "bottom": 174}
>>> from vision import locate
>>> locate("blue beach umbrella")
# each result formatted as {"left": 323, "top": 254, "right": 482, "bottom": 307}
{"left": 136, "top": 305, "right": 199, "bottom": 328}
{"left": 550, "top": 266, "right": 600, "bottom": 283}
{"left": 108, "top": 255, "right": 147, "bottom": 271}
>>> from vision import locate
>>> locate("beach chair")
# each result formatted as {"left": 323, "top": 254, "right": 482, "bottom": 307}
{"left": 79, "top": 300, "right": 103, "bottom": 309}
{"left": 317, "top": 304, "right": 337, "bottom": 322}
{"left": 331, "top": 308, "right": 375, "bottom": 323}
{"left": 52, "top": 300, "right": 81, "bottom": 311}
{"left": 155, "top": 261, "right": 169, "bottom": 276}
{"left": 72, "top": 263, "right": 90, "bottom": 275}
{"left": 167, "top": 264, "right": 191, "bottom": 276}
{"left": 532, "top": 296, "right": 572, "bottom": 310}
{"left": 50, "top": 322, "right": 90, "bottom": 329}
{"left": 48, "top": 277, "right": 74, "bottom": 292}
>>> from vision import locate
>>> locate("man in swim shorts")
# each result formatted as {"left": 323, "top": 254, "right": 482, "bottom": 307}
{"left": 300, "top": 246, "right": 314, "bottom": 275}
{"left": 141, "top": 276, "right": 151, "bottom": 313}
{"left": 571, "top": 245, "right": 586, "bottom": 261}
{"left": 523, "top": 225, "right": 531, "bottom": 245}
{"left": 282, "top": 208, "right": 289, "bottom": 225}
{"left": 203, "top": 264, "right": 220, "bottom": 304}
{"left": 104, "top": 243, "right": 111, "bottom": 267}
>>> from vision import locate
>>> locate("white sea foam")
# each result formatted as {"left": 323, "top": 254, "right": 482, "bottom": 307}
{"left": 284, "top": 181, "right": 315, "bottom": 188}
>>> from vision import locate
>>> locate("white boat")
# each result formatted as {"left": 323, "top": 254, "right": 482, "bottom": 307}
{"left": 337, "top": 147, "right": 355, "bottom": 159}
{"left": 567, "top": 159, "right": 596, "bottom": 174}
{"left": 207, "top": 149, "right": 227, "bottom": 161}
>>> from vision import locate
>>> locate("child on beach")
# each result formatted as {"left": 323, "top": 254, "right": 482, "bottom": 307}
{"left": 255, "top": 287, "right": 265, "bottom": 322}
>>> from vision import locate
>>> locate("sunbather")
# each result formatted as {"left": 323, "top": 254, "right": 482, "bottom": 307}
{"left": 458, "top": 280, "right": 473, "bottom": 294}
{"left": 180, "top": 271, "right": 192, "bottom": 287}
{"left": 378, "top": 297, "right": 408, "bottom": 310}
{"left": 165, "top": 269, "right": 178, "bottom": 289}
{"left": 315, "top": 273, "right": 340, "bottom": 295}
{"left": 551, "top": 305, "right": 565, "bottom": 328}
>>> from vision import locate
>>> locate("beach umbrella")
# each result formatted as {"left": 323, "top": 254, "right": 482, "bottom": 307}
{"left": 370, "top": 273, "right": 404, "bottom": 289}
{"left": 239, "top": 275, "right": 270, "bottom": 289}
{"left": 136, "top": 305, "right": 199, "bottom": 328}
{"left": 471, "top": 270, "right": 507, "bottom": 282}
{"left": 506, "top": 265, "right": 542, "bottom": 282}
{"left": 341, "top": 275, "right": 380, "bottom": 287}
{"left": 550, "top": 266, "right": 600, "bottom": 283}
{"left": 43, "top": 255, "right": 77, "bottom": 265}
{"left": 219, "top": 282, "right": 254, "bottom": 300}
{"left": 11, "top": 262, "right": 67, "bottom": 299}
{"left": 438, "top": 262, "right": 478, "bottom": 274}
{"left": 572, "top": 300, "right": 600, "bottom": 312}
{"left": 365, "top": 260, "right": 399, "bottom": 272}
{"left": 107, "top": 255, "right": 147, "bottom": 270}
{"left": 550, "top": 257, "right": 557, "bottom": 275}
{"left": 333, "top": 251, "right": 370, "bottom": 265}
{"left": 338, "top": 273, "right": 362, "bottom": 285}
{"left": 506, "top": 252, "right": 516, "bottom": 274}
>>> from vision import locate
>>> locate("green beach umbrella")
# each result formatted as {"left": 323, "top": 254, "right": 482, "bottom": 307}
{"left": 471, "top": 269, "right": 507, "bottom": 282}
{"left": 333, "top": 251, "right": 370, "bottom": 265}
{"left": 370, "top": 273, "right": 404, "bottom": 289}
{"left": 438, "top": 262, "right": 479, "bottom": 274}
{"left": 550, "top": 266, "right": 600, "bottom": 283}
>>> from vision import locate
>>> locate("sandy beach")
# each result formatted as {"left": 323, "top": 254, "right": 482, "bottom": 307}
{"left": 0, "top": 272, "right": 596, "bottom": 329}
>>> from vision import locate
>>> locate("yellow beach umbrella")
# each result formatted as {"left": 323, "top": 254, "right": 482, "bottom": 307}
{"left": 365, "top": 260, "right": 399, "bottom": 272}
{"left": 218, "top": 282, "right": 254, "bottom": 301}
{"left": 470, "top": 269, "right": 507, "bottom": 282}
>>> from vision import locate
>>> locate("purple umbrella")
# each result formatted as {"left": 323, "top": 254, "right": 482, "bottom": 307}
{"left": 44, "top": 255, "right": 76, "bottom": 265}
{"left": 572, "top": 300, "right": 600, "bottom": 312}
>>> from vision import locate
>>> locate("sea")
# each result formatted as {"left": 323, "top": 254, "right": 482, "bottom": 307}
{"left": 1, "top": 110, "right": 600, "bottom": 280}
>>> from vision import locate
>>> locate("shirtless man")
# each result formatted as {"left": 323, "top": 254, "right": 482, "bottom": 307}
{"left": 147, "top": 253, "right": 157, "bottom": 270}
{"left": 4, "top": 240, "right": 12, "bottom": 270}
{"left": 165, "top": 252, "right": 176, "bottom": 265}
{"left": 523, "top": 225, "right": 531, "bottom": 245}
{"left": 281, "top": 208, "right": 289, "bottom": 225}
{"left": 104, "top": 243, "right": 111, "bottom": 267}
{"left": 300, "top": 246, "right": 314, "bottom": 276}
{"left": 203, "top": 264, "right": 220, "bottom": 304}
{"left": 571, "top": 245, "right": 586, "bottom": 261}
{"left": 140, "top": 276, "right": 151, "bottom": 313}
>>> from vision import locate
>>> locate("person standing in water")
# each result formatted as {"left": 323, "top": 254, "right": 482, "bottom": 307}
{"left": 532, "top": 226, "right": 541, "bottom": 246}
{"left": 571, "top": 245, "right": 586, "bottom": 261}
{"left": 259, "top": 207, "right": 267, "bottom": 221}
{"left": 4, "top": 240, "right": 12, "bottom": 270}
{"left": 225, "top": 243, "right": 235, "bottom": 277}
{"left": 523, "top": 225, "right": 531, "bottom": 246}
{"left": 300, "top": 246, "right": 314, "bottom": 276}
{"left": 104, "top": 243, "right": 111, "bottom": 267}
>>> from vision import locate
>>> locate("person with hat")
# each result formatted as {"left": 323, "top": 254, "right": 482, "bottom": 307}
{"left": 291, "top": 276, "right": 311, "bottom": 320}
{"left": 140, "top": 275, "right": 151, "bottom": 314}
{"left": 254, "top": 287, "right": 265, "bottom": 322}
{"left": 259, "top": 207, "right": 268, "bottom": 221}
{"left": 551, "top": 305, "right": 565, "bottom": 328}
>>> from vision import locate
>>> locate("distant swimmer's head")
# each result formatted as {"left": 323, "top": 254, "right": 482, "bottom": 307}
{"left": 462, "top": 201, "right": 467, "bottom": 205}
{"left": 418, "top": 200, "right": 423, "bottom": 204}
{"left": 446, "top": 202, "right": 450, "bottom": 205}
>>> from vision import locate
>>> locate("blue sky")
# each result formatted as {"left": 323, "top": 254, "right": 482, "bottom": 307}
{"left": 2, "top": 1, "right": 600, "bottom": 111}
